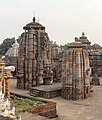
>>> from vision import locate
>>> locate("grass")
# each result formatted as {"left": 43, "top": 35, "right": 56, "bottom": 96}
{"left": 10, "top": 98, "right": 47, "bottom": 115}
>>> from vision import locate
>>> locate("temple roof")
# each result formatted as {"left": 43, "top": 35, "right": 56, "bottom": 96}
{"left": 23, "top": 17, "right": 45, "bottom": 30}
{"left": 68, "top": 41, "right": 84, "bottom": 48}
{"left": 51, "top": 42, "right": 59, "bottom": 47}
{"left": 79, "top": 32, "right": 91, "bottom": 44}
{"left": 89, "top": 51, "right": 102, "bottom": 56}
{"left": 92, "top": 43, "right": 102, "bottom": 49}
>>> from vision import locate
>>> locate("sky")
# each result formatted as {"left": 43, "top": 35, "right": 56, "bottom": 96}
{"left": 0, "top": 0, "right": 102, "bottom": 45}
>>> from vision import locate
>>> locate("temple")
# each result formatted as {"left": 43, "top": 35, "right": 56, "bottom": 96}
{"left": 3, "top": 16, "right": 102, "bottom": 101}
{"left": 5, "top": 40, "right": 19, "bottom": 75}
{"left": 62, "top": 41, "right": 90, "bottom": 100}
{"left": 17, "top": 17, "right": 53, "bottom": 89}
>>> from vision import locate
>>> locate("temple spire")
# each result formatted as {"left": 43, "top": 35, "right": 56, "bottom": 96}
{"left": 33, "top": 17, "right": 36, "bottom": 22}
{"left": 82, "top": 32, "right": 85, "bottom": 36}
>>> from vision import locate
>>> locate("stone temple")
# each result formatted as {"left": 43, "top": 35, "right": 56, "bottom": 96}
{"left": 62, "top": 41, "right": 90, "bottom": 100}
{"left": 4, "top": 16, "right": 102, "bottom": 101}
{"left": 5, "top": 40, "right": 19, "bottom": 75}
{"left": 17, "top": 17, "right": 53, "bottom": 89}
{"left": 75, "top": 33, "right": 102, "bottom": 76}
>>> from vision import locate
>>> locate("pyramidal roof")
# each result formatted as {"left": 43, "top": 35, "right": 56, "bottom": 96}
{"left": 92, "top": 43, "right": 102, "bottom": 48}
{"left": 79, "top": 32, "right": 91, "bottom": 44}
{"left": 23, "top": 17, "right": 45, "bottom": 30}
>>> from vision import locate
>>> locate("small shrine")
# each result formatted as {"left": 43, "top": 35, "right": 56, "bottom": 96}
{"left": 62, "top": 41, "right": 90, "bottom": 100}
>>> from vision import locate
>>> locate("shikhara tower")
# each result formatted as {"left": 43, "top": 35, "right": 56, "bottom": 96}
{"left": 62, "top": 41, "right": 90, "bottom": 100}
{"left": 17, "top": 17, "right": 52, "bottom": 89}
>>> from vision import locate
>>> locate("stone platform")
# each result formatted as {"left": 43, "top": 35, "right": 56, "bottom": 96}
{"left": 30, "top": 83, "right": 62, "bottom": 99}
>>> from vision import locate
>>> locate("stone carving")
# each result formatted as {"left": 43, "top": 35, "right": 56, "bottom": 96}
{"left": 0, "top": 58, "right": 16, "bottom": 119}
{"left": 62, "top": 41, "right": 90, "bottom": 100}
{"left": 90, "top": 74, "right": 100, "bottom": 85}
{"left": 43, "top": 66, "right": 53, "bottom": 85}
{"left": 17, "top": 17, "right": 53, "bottom": 89}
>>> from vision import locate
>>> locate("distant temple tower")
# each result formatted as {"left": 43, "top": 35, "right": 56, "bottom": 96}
{"left": 78, "top": 32, "right": 91, "bottom": 46}
{"left": 62, "top": 41, "right": 90, "bottom": 100}
{"left": 5, "top": 40, "right": 19, "bottom": 75}
{"left": 17, "top": 17, "right": 53, "bottom": 89}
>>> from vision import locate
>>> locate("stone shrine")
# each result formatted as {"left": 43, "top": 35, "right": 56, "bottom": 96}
{"left": 62, "top": 41, "right": 90, "bottom": 100}
{"left": 75, "top": 32, "right": 102, "bottom": 76}
{"left": 5, "top": 40, "right": 19, "bottom": 76}
{"left": 17, "top": 17, "right": 53, "bottom": 89}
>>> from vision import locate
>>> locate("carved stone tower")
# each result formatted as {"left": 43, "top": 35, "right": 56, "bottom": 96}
{"left": 62, "top": 41, "right": 90, "bottom": 100}
{"left": 17, "top": 17, "right": 52, "bottom": 89}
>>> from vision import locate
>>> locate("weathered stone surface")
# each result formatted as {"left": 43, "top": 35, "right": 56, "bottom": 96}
{"left": 30, "top": 83, "right": 62, "bottom": 98}
{"left": 0, "top": 59, "right": 13, "bottom": 98}
{"left": 30, "top": 102, "right": 57, "bottom": 118}
{"left": 17, "top": 17, "right": 53, "bottom": 89}
{"left": 0, "top": 59, "right": 16, "bottom": 119}
{"left": 91, "top": 75, "right": 100, "bottom": 85}
{"left": 5, "top": 40, "right": 19, "bottom": 76}
{"left": 89, "top": 52, "right": 102, "bottom": 77}
{"left": 0, "top": 115, "right": 14, "bottom": 120}
{"left": 76, "top": 33, "right": 102, "bottom": 77}
{"left": 62, "top": 41, "right": 90, "bottom": 100}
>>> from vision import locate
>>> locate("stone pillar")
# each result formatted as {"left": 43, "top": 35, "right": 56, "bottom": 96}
{"left": 62, "top": 41, "right": 90, "bottom": 100}
{"left": 4, "top": 68, "right": 12, "bottom": 99}
{"left": 5, "top": 77, "right": 10, "bottom": 98}
{"left": 0, "top": 59, "right": 4, "bottom": 93}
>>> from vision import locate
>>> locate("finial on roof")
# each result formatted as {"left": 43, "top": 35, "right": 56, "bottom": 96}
{"left": 33, "top": 17, "right": 36, "bottom": 22}
{"left": 82, "top": 32, "right": 85, "bottom": 36}
{"left": 75, "top": 37, "right": 79, "bottom": 41}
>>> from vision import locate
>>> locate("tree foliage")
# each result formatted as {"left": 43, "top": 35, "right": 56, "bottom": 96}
{"left": 0, "top": 37, "right": 15, "bottom": 55}
{"left": 60, "top": 43, "right": 69, "bottom": 51}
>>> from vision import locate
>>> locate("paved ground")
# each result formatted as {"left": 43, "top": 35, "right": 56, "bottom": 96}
{"left": 31, "top": 82, "right": 61, "bottom": 91}
{"left": 10, "top": 78, "right": 102, "bottom": 120}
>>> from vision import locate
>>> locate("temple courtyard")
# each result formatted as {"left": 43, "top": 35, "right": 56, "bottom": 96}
{"left": 10, "top": 78, "right": 102, "bottom": 120}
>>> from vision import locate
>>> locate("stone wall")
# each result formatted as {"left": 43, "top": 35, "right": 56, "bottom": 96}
{"left": 62, "top": 41, "right": 90, "bottom": 100}
{"left": 17, "top": 17, "right": 53, "bottom": 89}
{"left": 30, "top": 102, "right": 57, "bottom": 118}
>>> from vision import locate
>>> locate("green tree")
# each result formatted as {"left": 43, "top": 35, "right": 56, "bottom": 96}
{"left": 0, "top": 37, "right": 15, "bottom": 55}
{"left": 60, "top": 43, "right": 69, "bottom": 51}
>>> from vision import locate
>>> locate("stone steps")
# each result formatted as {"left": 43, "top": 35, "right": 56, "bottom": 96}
{"left": 30, "top": 89, "right": 40, "bottom": 97}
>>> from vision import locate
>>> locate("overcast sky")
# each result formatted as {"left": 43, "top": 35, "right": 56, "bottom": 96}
{"left": 0, "top": 0, "right": 102, "bottom": 45}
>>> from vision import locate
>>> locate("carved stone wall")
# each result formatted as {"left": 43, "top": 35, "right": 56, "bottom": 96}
{"left": 17, "top": 17, "right": 53, "bottom": 89}
{"left": 89, "top": 52, "right": 102, "bottom": 76}
{"left": 62, "top": 41, "right": 90, "bottom": 100}
{"left": 0, "top": 59, "right": 14, "bottom": 98}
